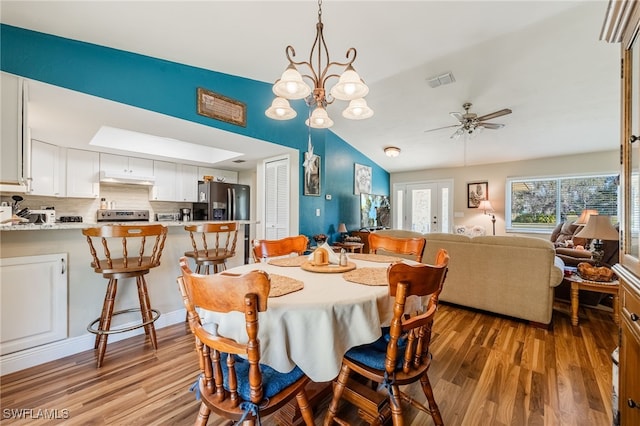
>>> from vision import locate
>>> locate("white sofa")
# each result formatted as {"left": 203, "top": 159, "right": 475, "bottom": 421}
{"left": 373, "top": 230, "right": 565, "bottom": 325}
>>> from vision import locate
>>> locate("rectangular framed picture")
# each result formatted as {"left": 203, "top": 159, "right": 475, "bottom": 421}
{"left": 196, "top": 87, "right": 246, "bottom": 127}
{"left": 467, "top": 181, "right": 488, "bottom": 208}
{"left": 304, "top": 155, "right": 321, "bottom": 196}
{"left": 354, "top": 163, "right": 372, "bottom": 195}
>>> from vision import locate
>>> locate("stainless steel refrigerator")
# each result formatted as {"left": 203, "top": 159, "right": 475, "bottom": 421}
{"left": 193, "top": 181, "right": 250, "bottom": 221}
{"left": 193, "top": 181, "right": 251, "bottom": 264}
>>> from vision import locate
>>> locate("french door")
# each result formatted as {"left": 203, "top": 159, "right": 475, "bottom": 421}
{"left": 393, "top": 180, "right": 453, "bottom": 233}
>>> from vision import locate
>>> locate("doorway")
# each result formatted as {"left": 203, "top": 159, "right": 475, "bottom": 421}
{"left": 393, "top": 180, "right": 453, "bottom": 233}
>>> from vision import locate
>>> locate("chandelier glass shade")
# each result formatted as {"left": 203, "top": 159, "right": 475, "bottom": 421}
{"left": 265, "top": 97, "right": 297, "bottom": 120}
{"left": 265, "top": 0, "right": 372, "bottom": 128}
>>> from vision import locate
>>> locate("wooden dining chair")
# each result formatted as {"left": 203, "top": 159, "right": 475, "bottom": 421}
{"left": 82, "top": 224, "right": 168, "bottom": 367}
{"left": 177, "top": 257, "right": 315, "bottom": 426}
{"left": 368, "top": 232, "right": 426, "bottom": 262}
{"left": 252, "top": 235, "right": 309, "bottom": 262}
{"left": 184, "top": 222, "right": 238, "bottom": 274}
{"left": 324, "top": 249, "right": 450, "bottom": 426}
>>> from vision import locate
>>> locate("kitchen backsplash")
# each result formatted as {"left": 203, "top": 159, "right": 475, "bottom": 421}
{"left": 0, "top": 184, "right": 192, "bottom": 223}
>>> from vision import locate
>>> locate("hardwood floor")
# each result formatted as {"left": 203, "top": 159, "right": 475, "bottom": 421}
{"left": 1, "top": 300, "right": 617, "bottom": 425}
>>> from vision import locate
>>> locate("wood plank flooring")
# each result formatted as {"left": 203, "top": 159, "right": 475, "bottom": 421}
{"left": 0, "top": 300, "right": 617, "bottom": 425}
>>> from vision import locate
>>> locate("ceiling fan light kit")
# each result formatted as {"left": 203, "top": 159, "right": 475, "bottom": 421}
{"left": 384, "top": 146, "right": 401, "bottom": 157}
{"left": 424, "top": 102, "right": 512, "bottom": 139}
{"left": 265, "top": 0, "right": 372, "bottom": 129}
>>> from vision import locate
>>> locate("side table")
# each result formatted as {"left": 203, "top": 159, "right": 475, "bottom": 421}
{"left": 334, "top": 242, "right": 365, "bottom": 253}
{"left": 566, "top": 273, "right": 620, "bottom": 326}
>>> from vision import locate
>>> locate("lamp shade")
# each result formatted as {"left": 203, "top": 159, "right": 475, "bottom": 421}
{"left": 574, "top": 209, "right": 598, "bottom": 226}
{"left": 265, "top": 97, "right": 297, "bottom": 120}
{"left": 478, "top": 200, "right": 493, "bottom": 212}
{"left": 305, "top": 106, "right": 334, "bottom": 128}
{"left": 330, "top": 66, "right": 369, "bottom": 100}
{"left": 342, "top": 98, "right": 374, "bottom": 120}
{"left": 272, "top": 65, "right": 311, "bottom": 100}
{"left": 337, "top": 223, "right": 348, "bottom": 233}
{"left": 574, "top": 215, "right": 619, "bottom": 241}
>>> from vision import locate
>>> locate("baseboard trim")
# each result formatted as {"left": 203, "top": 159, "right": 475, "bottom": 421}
{"left": 0, "top": 308, "right": 186, "bottom": 376}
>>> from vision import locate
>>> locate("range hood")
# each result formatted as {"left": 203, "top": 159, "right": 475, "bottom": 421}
{"left": 99, "top": 171, "right": 155, "bottom": 185}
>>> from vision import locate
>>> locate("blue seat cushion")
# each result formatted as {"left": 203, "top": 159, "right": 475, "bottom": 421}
{"left": 345, "top": 327, "right": 408, "bottom": 371}
{"left": 219, "top": 354, "right": 305, "bottom": 401}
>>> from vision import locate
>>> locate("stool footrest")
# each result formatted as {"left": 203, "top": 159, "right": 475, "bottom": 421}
{"left": 87, "top": 308, "right": 161, "bottom": 335}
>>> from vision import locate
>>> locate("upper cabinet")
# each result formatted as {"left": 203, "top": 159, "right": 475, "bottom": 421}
{"left": 100, "top": 153, "right": 154, "bottom": 179}
{"left": 29, "top": 140, "right": 64, "bottom": 197}
{"left": 602, "top": 1, "right": 640, "bottom": 275}
{"left": 66, "top": 149, "right": 99, "bottom": 198}
{"left": 177, "top": 164, "right": 198, "bottom": 202}
{"left": 150, "top": 160, "right": 177, "bottom": 201}
{"left": 0, "top": 72, "right": 27, "bottom": 192}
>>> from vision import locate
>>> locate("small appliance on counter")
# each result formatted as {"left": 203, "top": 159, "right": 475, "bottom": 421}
{"left": 29, "top": 209, "right": 56, "bottom": 224}
{"left": 58, "top": 215, "right": 83, "bottom": 223}
{"left": 180, "top": 208, "right": 191, "bottom": 221}
{"left": 156, "top": 212, "right": 181, "bottom": 222}
{"left": 97, "top": 209, "right": 150, "bottom": 222}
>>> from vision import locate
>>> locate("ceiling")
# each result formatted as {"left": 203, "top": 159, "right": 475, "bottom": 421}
{"left": 0, "top": 1, "right": 620, "bottom": 173}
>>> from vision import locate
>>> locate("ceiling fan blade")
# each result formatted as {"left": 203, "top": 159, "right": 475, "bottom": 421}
{"left": 424, "top": 124, "right": 460, "bottom": 133}
{"left": 478, "top": 122, "right": 505, "bottom": 130}
{"left": 476, "top": 108, "right": 512, "bottom": 122}
{"left": 450, "top": 112, "right": 463, "bottom": 122}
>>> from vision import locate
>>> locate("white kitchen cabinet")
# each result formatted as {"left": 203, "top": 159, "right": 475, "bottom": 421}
{"left": 177, "top": 164, "right": 198, "bottom": 202}
{"left": 0, "top": 253, "right": 68, "bottom": 355}
{"left": 197, "top": 166, "right": 238, "bottom": 184}
{"left": 66, "top": 149, "right": 100, "bottom": 198}
{"left": 100, "top": 153, "right": 154, "bottom": 177}
{"left": 29, "top": 139, "right": 65, "bottom": 197}
{"left": 0, "top": 72, "right": 26, "bottom": 192}
{"left": 150, "top": 160, "right": 177, "bottom": 201}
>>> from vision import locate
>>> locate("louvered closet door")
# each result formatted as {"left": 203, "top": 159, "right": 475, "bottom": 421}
{"left": 264, "top": 158, "right": 290, "bottom": 240}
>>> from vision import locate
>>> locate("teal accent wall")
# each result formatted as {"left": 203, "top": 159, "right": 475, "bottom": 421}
{"left": 1, "top": 24, "right": 389, "bottom": 237}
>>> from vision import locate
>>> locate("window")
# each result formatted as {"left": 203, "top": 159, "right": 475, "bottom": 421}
{"left": 506, "top": 174, "right": 619, "bottom": 233}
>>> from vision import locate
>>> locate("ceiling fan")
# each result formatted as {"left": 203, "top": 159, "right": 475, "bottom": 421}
{"left": 424, "top": 102, "right": 512, "bottom": 139}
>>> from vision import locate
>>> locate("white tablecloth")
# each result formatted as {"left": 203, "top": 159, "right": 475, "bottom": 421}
{"left": 201, "top": 256, "right": 420, "bottom": 382}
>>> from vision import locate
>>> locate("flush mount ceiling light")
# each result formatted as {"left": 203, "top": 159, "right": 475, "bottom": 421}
{"left": 384, "top": 146, "right": 401, "bottom": 157}
{"left": 265, "top": 0, "right": 373, "bottom": 128}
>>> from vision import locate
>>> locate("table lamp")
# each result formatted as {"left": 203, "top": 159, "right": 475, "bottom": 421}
{"left": 574, "top": 215, "right": 619, "bottom": 266}
{"left": 574, "top": 209, "right": 598, "bottom": 226}
{"left": 478, "top": 200, "right": 496, "bottom": 235}
{"left": 337, "top": 223, "right": 348, "bottom": 242}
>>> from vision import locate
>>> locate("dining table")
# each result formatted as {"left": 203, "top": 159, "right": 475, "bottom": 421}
{"left": 201, "top": 252, "right": 422, "bottom": 384}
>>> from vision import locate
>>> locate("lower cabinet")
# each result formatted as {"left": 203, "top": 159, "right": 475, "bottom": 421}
{"left": 615, "top": 265, "right": 640, "bottom": 426}
{"left": 0, "top": 253, "right": 68, "bottom": 355}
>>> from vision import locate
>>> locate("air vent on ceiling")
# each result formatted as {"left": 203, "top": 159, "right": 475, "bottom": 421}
{"left": 232, "top": 159, "right": 246, "bottom": 163}
{"left": 426, "top": 71, "right": 455, "bottom": 88}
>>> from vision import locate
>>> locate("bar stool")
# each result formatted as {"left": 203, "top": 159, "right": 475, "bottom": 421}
{"left": 82, "top": 224, "right": 167, "bottom": 368}
{"left": 184, "top": 222, "right": 238, "bottom": 274}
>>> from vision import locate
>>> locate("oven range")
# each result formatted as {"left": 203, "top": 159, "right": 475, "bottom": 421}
{"left": 97, "top": 209, "right": 150, "bottom": 222}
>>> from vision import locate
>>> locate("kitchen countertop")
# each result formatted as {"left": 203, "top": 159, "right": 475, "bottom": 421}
{"left": 0, "top": 220, "right": 256, "bottom": 231}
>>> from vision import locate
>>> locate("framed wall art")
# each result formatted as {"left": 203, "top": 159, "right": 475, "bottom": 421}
{"left": 467, "top": 181, "right": 488, "bottom": 208}
{"left": 196, "top": 87, "right": 246, "bottom": 127}
{"left": 354, "top": 163, "right": 372, "bottom": 195}
{"left": 303, "top": 155, "right": 321, "bottom": 196}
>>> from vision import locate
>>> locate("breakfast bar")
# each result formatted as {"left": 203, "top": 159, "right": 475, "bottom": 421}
{"left": 0, "top": 220, "right": 251, "bottom": 373}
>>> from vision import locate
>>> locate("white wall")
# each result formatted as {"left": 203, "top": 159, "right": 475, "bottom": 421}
{"left": 391, "top": 150, "right": 619, "bottom": 238}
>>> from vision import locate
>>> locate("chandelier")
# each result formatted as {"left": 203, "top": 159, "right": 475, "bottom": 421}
{"left": 265, "top": 0, "right": 373, "bottom": 128}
